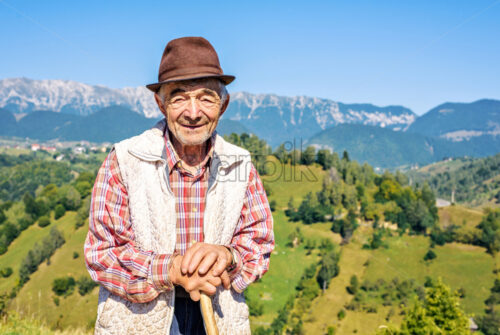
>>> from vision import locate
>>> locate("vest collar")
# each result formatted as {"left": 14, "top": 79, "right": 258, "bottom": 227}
{"left": 128, "top": 119, "right": 243, "bottom": 168}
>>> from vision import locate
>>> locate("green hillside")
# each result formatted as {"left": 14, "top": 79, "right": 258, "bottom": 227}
{"left": 408, "top": 154, "right": 500, "bottom": 207}
{"left": 302, "top": 226, "right": 495, "bottom": 334}
{"left": 1, "top": 138, "right": 499, "bottom": 334}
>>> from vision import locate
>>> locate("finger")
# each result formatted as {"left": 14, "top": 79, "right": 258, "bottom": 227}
{"left": 220, "top": 271, "right": 231, "bottom": 290}
{"left": 207, "top": 275, "right": 222, "bottom": 287}
{"left": 181, "top": 243, "right": 202, "bottom": 274}
{"left": 198, "top": 251, "right": 219, "bottom": 275}
{"left": 201, "top": 283, "right": 217, "bottom": 296}
{"left": 190, "top": 289, "right": 201, "bottom": 302}
{"left": 187, "top": 247, "right": 209, "bottom": 275}
{"left": 211, "top": 254, "right": 229, "bottom": 277}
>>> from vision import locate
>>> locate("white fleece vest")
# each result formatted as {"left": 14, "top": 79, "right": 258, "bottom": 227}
{"left": 94, "top": 120, "right": 252, "bottom": 335}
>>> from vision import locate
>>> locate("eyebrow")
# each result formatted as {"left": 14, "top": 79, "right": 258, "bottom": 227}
{"left": 201, "top": 89, "right": 218, "bottom": 97}
{"left": 169, "top": 88, "right": 218, "bottom": 97}
{"left": 169, "top": 88, "right": 186, "bottom": 96}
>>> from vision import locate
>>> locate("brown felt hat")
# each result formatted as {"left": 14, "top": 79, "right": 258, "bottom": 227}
{"left": 146, "top": 37, "right": 235, "bottom": 93}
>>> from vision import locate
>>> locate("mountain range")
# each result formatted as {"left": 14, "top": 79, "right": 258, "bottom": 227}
{"left": 0, "top": 78, "right": 415, "bottom": 146}
{"left": 0, "top": 78, "right": 499, "bottom": 168}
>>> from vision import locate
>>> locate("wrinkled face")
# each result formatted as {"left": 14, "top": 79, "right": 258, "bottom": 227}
{"left": 156, "top": 79, "right": 226, "bottom": 147}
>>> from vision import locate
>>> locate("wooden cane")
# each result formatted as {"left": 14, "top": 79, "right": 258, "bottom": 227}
{"left": 200, "top": 293, "right": 219, "bottom": 335}
{"left": 189, "top": 240, "right": 218, "bottom": 335}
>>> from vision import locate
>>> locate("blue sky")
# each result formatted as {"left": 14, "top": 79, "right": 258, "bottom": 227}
{"left": 0, "top": 0, "right": 499, "bottom": 115}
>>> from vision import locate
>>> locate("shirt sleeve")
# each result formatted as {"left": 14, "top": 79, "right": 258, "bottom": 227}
{"left": 84, "top": 149, "right": 174, "bottom": 303}
{"left": 227, "top": 163, "right": 275, "bottom": 292}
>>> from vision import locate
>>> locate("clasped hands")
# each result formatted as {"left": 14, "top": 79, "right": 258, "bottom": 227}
{"left": 168, "top": 242, "right": 233, "bottom": 301}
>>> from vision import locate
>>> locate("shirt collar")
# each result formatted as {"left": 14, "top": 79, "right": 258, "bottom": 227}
{"left": 162, "top": 122, "right": 216, "bottom": 175}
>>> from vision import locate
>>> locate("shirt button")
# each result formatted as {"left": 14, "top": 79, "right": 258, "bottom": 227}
{"left": 192, "top": 207, "right": 198, "bottom": 212}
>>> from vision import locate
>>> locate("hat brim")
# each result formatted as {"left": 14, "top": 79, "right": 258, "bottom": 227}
{"left": 146, "top": 74, "right": 235, "bottom": 93}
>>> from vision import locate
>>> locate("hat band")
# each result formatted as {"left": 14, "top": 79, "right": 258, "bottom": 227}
{"left": 159, "top": 65, "right": 222, "bottom": 82}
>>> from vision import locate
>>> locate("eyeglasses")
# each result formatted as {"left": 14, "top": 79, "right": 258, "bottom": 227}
{"left": 166, "top": 89, "right": 221, "bottom": 111}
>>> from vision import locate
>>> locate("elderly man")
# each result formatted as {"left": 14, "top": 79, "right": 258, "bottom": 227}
{"left": 84, "top": 37, "right": 274, "bottom": 335}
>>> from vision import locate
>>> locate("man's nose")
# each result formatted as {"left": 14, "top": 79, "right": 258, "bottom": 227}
{"left": 185, "top": 96, "right": 201, "bottom": 120}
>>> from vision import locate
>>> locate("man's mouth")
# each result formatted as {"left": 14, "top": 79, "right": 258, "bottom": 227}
{"left": 181, "top": 124, "right": 205, "bottom": 130}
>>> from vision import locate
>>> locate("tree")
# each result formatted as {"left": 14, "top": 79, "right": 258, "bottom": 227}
{"left": 58, "top": 185, "right": 82, "bottom": 210}
{"left": 365, "top": 230, "right": 384, "bottom": 249}
{"left": 342, "top": 185, "right": 358, "bottom": 211}
{"left": 376, "top": 179, "right": 402, "bottom": 203}
{"left": 40, "top": 183, "right": 59, "bottom": 208}
{"left": 54, "top": 204, "right": 66, "bottom": 220}
{"left": 273, "top": 144, "right": 289, "bottom": 164}
{"left": 75, "top": 181, "right": 92, "bottom": 198}
{"left": 297, "top": 192, "right": 323, "bottom": 224}
{"left": 75, "top": 171, "right": 96, "bottom": 185}
{"left": 23, "top": 192, "right": 37, "bottom": 217}
{"left": 290, "top": 149, "right": 301, "bottom": 166}
{"left": 19, "top": 226, "right": 65, "bottom": 285}
{"left": 284, "top": 197, "right": 297, "bottom": 219}
{"left": 0, "top": 209, "right": 5, "bottom": 225}
{"left": 398, "top": 279, "right": 469, "bottom": 334}
{"left": 317, "top": 248, "right": 340, "bottom": 292}
{"left": 342, "top": 150, "right": 350, "bottom": 162}
{"left": 316, "top": 149, "right": 335, "bottom": 170}
{"left": 419, "top": 183, "right": 438, "bottom": 221}
{"left": 477, "top": 311, "right": 500, "bottom": 335}
{"left": 477, "top": 209, "right": 500, "bottom": 254}
{"left": 0, "top": 234, "right": 7, "bottom": 255}
{"left": 301, "top": 146, "right": 316, "bottom": 166}
{"left": 332, "top": 210, "right": 358, "bottom": 241}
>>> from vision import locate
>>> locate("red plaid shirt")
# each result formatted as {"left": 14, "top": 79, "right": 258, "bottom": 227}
{"left": 84, "top": 128, "right": 274, "bottom": 303}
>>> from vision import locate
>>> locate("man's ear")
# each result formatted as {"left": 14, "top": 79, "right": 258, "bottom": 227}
{"left": 219, "top": 93, "right": 230, "bottom": 117}
{"left": 154, "top": 93, "right": 167, "bottom": 117}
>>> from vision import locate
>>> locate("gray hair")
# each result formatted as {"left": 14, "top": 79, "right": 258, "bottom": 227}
{"left": 157, "top": 78, "right": 228, "bottom": 106}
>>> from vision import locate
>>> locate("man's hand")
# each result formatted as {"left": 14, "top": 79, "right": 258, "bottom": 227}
{"left": 181, "top": 242, "right": 233, "bottom": 278}
{"left": 169, "top": 253, "right": 231, "bottom": 301}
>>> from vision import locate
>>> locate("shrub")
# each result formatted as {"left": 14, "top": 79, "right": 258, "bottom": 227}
{"left": 38, "top": 215, "right": 50, "bottom": 228}
{"left": 73, "top": 251, "right": 79, "bottom": 259}
{"left": 424, "top": 249, "right": 437, "bottom": 261}
{"left": 0, "top": 267, "right": 13, "bottom": 278}
{"left": 269, "top": 200, "right": 277, "bottom": 212}
{"left": 52, "top": 276, "right": 76, "bottom": 296}
{"left": 76, "top": 276, "right": 98, "bottom": 296}
{"left": 75, "top": 218, "right": 85, "bottom": 229}
{"left": 247, "top": 298, "right": 264, "bottom": 317}
{"left": 347, "top": 275, "right": 359, "bottom": 294}
{"left": 337, "top": 309, "right": 346, "bottom": 320}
